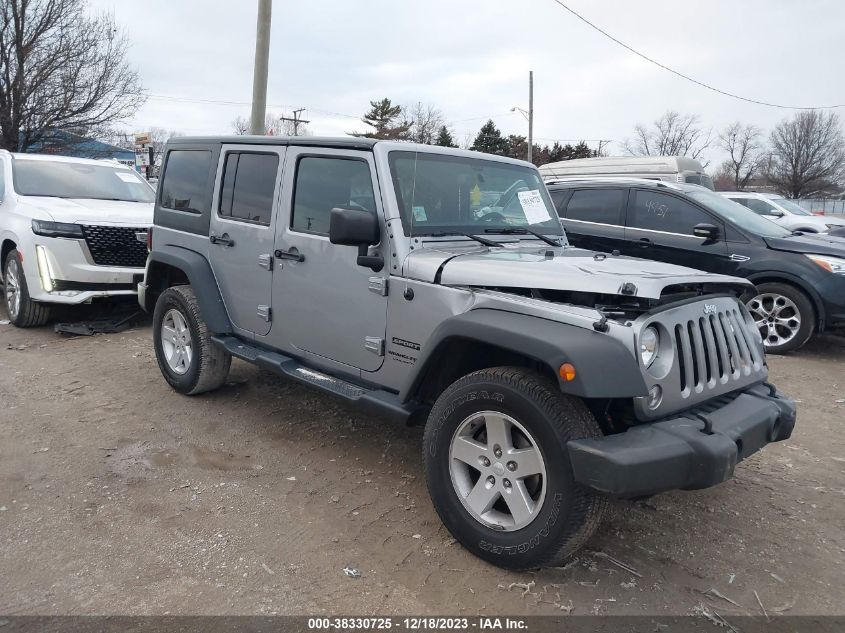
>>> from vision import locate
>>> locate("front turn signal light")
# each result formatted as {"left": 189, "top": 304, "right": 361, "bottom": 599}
{"left": 559, "top": 363, "right": 577, "bottom": 382}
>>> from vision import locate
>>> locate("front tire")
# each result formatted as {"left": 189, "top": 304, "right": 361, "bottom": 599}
{"left": 3, "top": 249, "right": 50, "bottom": 327}
{"left": 746, "top": 282, "right": 815, "bottom": 354}
{"left": 153, "top": 285, "right": 231, "bottom": 395}
{"left": 423, "top": 367, "right": 607, "bottom": 570}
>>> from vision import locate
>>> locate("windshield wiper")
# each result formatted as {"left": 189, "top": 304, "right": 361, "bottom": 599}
{"left": 483, "top": 227, "right": 563, "bottom": 247}
{"left": 428, "top": 232, "right": 502, "bottom": 247}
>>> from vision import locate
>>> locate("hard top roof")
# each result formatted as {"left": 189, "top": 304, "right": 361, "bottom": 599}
{"left": 167, "top": 135, "right": 378, "bottom": 150}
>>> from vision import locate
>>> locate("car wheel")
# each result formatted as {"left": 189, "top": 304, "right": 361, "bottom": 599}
{"left": 423, "top": 367, "right": 607, "bottom": 570}
{"left": 153, "top": 285, "right": 231, "bottom": 395}
{"left": 746, "top": 282, "right": 815, "bottom": 354}
{"left": 2, "top": 249, "right": 50, "bottom": 327}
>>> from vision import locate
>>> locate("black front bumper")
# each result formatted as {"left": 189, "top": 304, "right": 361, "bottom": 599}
{"left": 567, "top": 383, "right": 796, "bottom": 498}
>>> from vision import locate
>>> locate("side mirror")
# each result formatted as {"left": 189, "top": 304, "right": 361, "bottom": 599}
{"left": 768, "top": 209, "right": 785, "bottom": 218}
{"left": 329, "top": 207, "right": 383, "bottom": 271}
{"left": 693, "top": 223, "right": 720, "bottom": 242}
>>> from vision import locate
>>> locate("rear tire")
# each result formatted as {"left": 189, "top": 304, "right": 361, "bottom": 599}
{"left": 746, "top": 282, "right": 815, "bottom": 354}
{"left": 423, "top": 367, "right": 607, "bottom": 570}
{"left": 153, "top": 285, "right": 231, "bottom": 395}
{"left": 3, "top": 250, "right": 50, "bottom": 327}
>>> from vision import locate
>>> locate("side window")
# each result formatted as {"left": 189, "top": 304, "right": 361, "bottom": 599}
{"left": 549, "top": 190, "right": 568, "bottom": 216}
{"left": 628, "top": 190, "right": 713, "bottom": 235}
{"left": 160, "top": 150, "right": 212, "bottom": 214}
{"left": 743, "top": 198, "right": 778, "bottom": 215}
{"left": 291, "top": 157, "right": 375, "bottom": 235}
{"left": 564, "top": 189, "right": 625, "bottom": 225}
{"left": 218, "top": 152, "right": 279, "bottom": 225}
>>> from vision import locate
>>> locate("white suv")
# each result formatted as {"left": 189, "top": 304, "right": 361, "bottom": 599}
{"left": 721, "top": 191, "right": 845, "bottom": 234}
{"left": 0, "top": 151, "right": 155, "bottom": 327}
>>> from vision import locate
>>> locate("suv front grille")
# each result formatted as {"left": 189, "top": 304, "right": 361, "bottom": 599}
{"left": 81, "top": 225, "right": 148, "bottom": 268}
{"left": 634, "top": 296, "right": 767, "bottom": 421}
{"left": 674, "top": 309, "right": 764, "bottom": 394}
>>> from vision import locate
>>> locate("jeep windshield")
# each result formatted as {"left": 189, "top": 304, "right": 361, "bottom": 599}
{"left": 388, "top": 151, "right": 563, "bottom": 237}
{"left": 12, "top": 160, "right": 156, "bottom": 203}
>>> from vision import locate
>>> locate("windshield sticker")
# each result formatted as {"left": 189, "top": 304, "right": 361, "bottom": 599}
{"left": 412, "top": 206, "right": 428, "bottom": 222}
{"left": 517, "top": 190, "right": 551, "bottom": 224}
{"left": 115, "top": 172, "right": 140, "bottom": 183}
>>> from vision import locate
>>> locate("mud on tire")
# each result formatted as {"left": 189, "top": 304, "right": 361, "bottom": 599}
{"left": 422, "top": 367, "right": 607, "bottom": 570}
{"left": 153, "top": 285, "right": 231, "bottom": 395}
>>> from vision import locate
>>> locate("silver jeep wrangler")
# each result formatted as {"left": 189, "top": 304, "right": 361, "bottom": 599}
{"left": 139, "top": 136, "right": 796, "bottom": 570}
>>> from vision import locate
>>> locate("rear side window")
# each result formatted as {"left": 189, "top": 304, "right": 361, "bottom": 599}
{"left": 291, "top": 157, "right": 375, "bottom": 235}
{"left": 628, "top": 190, "right": 713, "bottom": 235}
{"left": 549, "top": 190, "right": 568, "bottom": 215}
{"left": 160, "top": 150, "right": 212, "bottom": 214}
{"left": 219, "top": 152, "right": 279, "bottom": 225}
{"left": 564, "top": 189, "right": 625, "bottom": 225}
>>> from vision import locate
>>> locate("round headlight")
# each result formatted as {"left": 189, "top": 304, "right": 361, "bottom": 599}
{"left": 640, "top": 326, "right": 659, "bottom": 367}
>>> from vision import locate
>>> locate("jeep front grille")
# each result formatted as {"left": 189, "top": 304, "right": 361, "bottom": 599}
{"left": 81, "top": 225, "right": 148, "bottom": 268}
{"left": 674, "top": 309, "right": 764, "bottom": 395}
{"left": 634, "top": 296, "right": 767, "bottom": 421}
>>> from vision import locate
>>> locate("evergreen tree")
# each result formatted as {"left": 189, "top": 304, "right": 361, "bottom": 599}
{"left": 351, "top": 98, "right": 412, "bottom": 139}
{"left": 470, "top": 120, "right": 509, "bottom": 156}
{"left": 435, "top": 125, "right": 457, "bottom": 148}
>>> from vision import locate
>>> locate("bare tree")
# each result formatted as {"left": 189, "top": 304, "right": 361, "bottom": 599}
{"left": 623, "top": 110, "right": 712, "bottom": 164}
{"left": 407, "top": 102, "right": 445, "bottom": 145}
{"left": 718, "top": 122, "right": 765, "bottom": 190}
{"left": 0, "top": 0, "right": 145, "bottom": 152}
{"left": 766, "top": 110, "right": 845, "bottom": 198}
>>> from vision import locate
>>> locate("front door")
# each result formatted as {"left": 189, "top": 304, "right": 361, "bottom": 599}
{"left": 208, "top": 145, "right": 286, "bottom": 337}
{"left": 622, "top": 188, "right": 731, "bottom": 274}
{"left": 270, "top": 147, "right": 387, "bottom": 372}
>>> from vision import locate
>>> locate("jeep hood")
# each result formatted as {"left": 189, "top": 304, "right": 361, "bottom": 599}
{"left": 405, "top": 244, "right": 752, "bottom": 299}
{"left": 764, "top": 233, "right": 845, "bottom": 257}
{"left": 19, "top": 196, "right": 153, "bottom": 226}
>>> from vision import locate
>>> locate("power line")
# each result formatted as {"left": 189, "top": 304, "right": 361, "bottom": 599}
{"left": 547, "top": 0, "right": 845, "bottom": 110}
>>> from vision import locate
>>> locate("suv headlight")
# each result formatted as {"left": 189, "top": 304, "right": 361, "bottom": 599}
{"left": 805, "top": 254, "right": 845, "bottom": 274}
{"left": 640, "top": 326, "right": 659, "bottom": 367}
{"left": 31, "top": 220, "right": 84, "bottom": 238}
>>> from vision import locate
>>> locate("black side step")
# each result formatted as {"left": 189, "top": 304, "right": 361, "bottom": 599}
{"left": 212, "top": 335, "right": 414, "bottom": 424}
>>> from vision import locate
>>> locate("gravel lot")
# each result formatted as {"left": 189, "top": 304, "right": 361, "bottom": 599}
{"left": 1, "top": 307, "right": 844, "bottom": 618}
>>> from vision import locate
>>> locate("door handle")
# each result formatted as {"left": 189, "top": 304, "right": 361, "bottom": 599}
{"left": 210, "top": 233, "right": 235, "bottom": 247}
{"left": 274, "top": 247, "right": 305, "bottom": 262}
{"left": 637, "top": 237, "right": 652, "bottom": 248}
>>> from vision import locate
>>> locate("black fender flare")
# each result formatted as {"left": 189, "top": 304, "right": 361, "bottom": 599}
{"left": 401, "top": 309, "right": 648, "bottom": 402}
{"left": 146, "top": 246, "right": 232, "bottom": 335}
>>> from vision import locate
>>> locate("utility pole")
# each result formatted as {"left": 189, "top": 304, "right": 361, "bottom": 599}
{"left": 250, "top": 0, "right": 273, "bottom": 135}
{"left": 280, "top": 108, "right": 310, "bottom": 136}
{"left": 527, "top": 71, "right": 534, "bottom": 164}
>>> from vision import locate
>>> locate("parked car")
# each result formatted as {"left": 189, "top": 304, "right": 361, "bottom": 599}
{"left": 539, "top": 156, "right": 714, "bottom": 190}
{"left": 548, "top": 177, "right": 845, "bottom": 353}
{"left": 0, "top": 151, "right": 155, "bottom": 326}
{"left": 139, "top": 136, "right": 795, "bottom": 570}
{"left": 721, "top": 191, "right": 845, "bottom": 233}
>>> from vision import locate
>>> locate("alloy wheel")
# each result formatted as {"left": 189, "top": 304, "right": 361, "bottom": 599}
{"left": 161, "top": 308, "right": 193, "bottom": 375}
{"left": 746, "top": 293, "right": 802, "bottom": 348}
{"left": 449, "top": 411, "right": 547, "bottom": 532}
{"left": 4, "top": 258, "right": 21, "bottom": 320}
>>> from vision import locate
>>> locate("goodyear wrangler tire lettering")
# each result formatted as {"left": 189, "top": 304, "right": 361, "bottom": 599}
{"left": 423, "top": 368, "right": 607, "bottom": 570}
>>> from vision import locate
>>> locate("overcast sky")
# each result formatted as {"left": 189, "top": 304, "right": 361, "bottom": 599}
{"left": 87, "top": 0, "right": 844, "bottom": 165}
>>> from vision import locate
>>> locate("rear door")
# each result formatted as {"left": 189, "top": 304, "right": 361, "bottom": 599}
{"left": 555, "top": 187, "right": 629, "bottom": 253}
{"left": 269, "top": 147, "right": 387, "bottom": 372}
{"left": 622, "top": 188, "right": 731, "bottom": 274}
{"left": 208, "top": 145, "right": 286, "bottom": 336}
